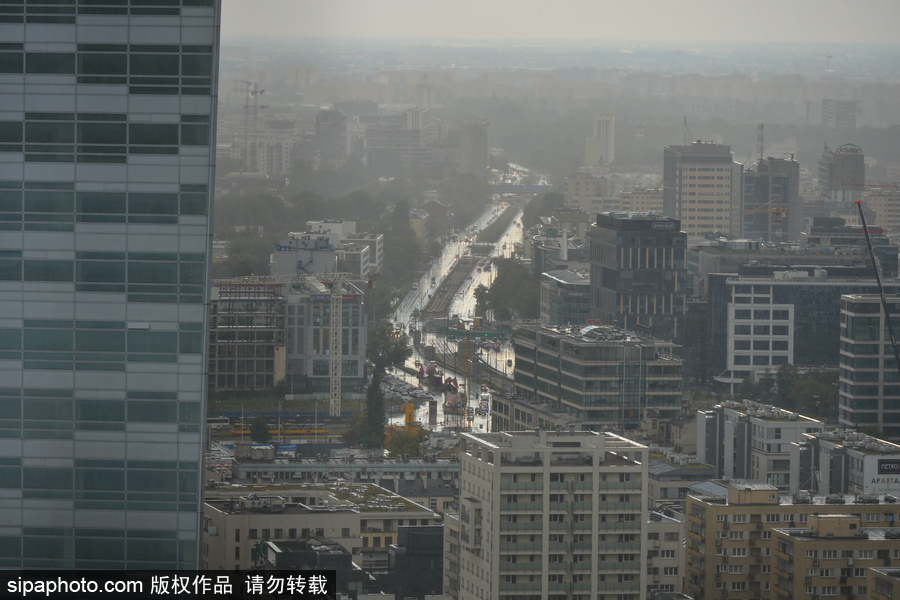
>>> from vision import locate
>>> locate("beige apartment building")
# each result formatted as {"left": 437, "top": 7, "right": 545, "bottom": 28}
{"left": 456, "top": 429, "right": 649, "bottom": 600}
{"left": 620, "top": 188, "right": 664, "bottom": 214}
{"left": 772, "top": 514, "right": 900, "bottom": 600}
{"left": 202, "top": 483, "right": 439, "bottom": 570}
{"left": 685, "top": 480, "right": 900, "bottom": 600}
{"left": 663, "top": 141, "right": 739, "bottom": 236}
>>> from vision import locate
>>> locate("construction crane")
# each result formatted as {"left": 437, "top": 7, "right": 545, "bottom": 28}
{"left": 819, "top": 52, "right": 834, "bottom": 72}
{"left": 319, "top": 272, "right": 355, "bottom": 417}
{"left": 743, "top": 196, "right": 789, "bottom": 244}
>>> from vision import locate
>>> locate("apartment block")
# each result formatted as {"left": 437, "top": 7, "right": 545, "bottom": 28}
{"left": 619, "top": 188, "right": 664, "bottom": 214}
{"left": 457, "top": 429, "right": 649, "bottom": 600}
{"left": 684, "top": 480, "right": 900, "bottom": 600}
{"left": 647, "top": 510, "right": 687, "bottom": 596}
{"left": 772, "top": 514, "right": 900, "bottom": 600}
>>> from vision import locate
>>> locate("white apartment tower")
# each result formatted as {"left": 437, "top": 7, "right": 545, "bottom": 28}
{"left": 0, "top": 0, "right": 220, "bottom": 568}
{"left": 457, "top": 430, "right": 648, "bottom": 600}
{"left": 585, "top": 115, "right": 615, "bottom": 166}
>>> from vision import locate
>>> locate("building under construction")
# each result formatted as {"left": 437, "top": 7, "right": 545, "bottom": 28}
{"left": 208, "top": 282, "right": 287, "bottom": 391}
{"left": 208, "top": 275, "right": 369, "bottom": 398}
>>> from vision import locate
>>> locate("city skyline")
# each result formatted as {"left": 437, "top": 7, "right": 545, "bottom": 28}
{"left": 221, "top": 0, "right": 900, "bottom": 44}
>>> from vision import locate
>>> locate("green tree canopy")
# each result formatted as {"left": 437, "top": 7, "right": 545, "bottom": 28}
{"left": 250, "top": 416, "right": 271, "bottom": 443}
{"left": 367, "top": 324, "right": 413, "bottom": 375}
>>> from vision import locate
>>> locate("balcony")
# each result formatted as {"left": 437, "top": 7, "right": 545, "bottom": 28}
{"left": 500, "top": 501, "right": 542, "bottom": 512}
{"left": 499, "top": 542, "right": 542, "bottom": 552}
{"left": 500, "top": 481, "right": 543, "bottom": 492}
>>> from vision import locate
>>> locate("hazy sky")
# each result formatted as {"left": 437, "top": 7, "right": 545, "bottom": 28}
{"left": 222, "top": 0, "right": 900, "bottom": 44}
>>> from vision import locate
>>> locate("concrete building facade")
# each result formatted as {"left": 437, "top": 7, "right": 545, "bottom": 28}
{"left": 457, "top": 430, "right": 649, "bottom": 600}
{"left": 510, "top": 325, "right": 682, "bottom": 431}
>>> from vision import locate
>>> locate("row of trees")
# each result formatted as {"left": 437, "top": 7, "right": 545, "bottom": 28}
{"left": 736, "top": 363, "right": 839, "bottom": 423}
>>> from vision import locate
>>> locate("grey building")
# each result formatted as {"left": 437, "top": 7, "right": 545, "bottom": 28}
{"left": 458, "top": 118, "right": 488, "bottom": 176}
{"left": 0, "top": 0, "right": 220, "bottom": 568}
{"left": 818, "top": 143, "right": 865, "bottom": 202}
{"left": 539, "top": 269, "right": 590, "bottom": 326}
{"left": 511, "top": 325, "right": 682, "bottom": 431}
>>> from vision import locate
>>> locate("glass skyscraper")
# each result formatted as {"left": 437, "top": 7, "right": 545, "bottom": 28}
{"left": 0, "top": 0, "right": 220, "bottom": 568}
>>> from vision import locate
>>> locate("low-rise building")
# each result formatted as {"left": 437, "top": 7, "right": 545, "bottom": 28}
{"left": 697, "top": 399, "right": 824, "bottom": 491}
{"left": 790, "top": 429, "right": 900, "bottom": 496}
{"left": 648, "top": 451, "right": 717, "bottom": 510}
{"left": 201, "top": 483, "right": 440, "bottom": 570}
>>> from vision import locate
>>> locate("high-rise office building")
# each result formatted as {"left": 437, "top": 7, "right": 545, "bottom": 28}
{"left": 0, "top": 0, "right": 220, "bottom": 568}
{"left": 663, "top": 141, "right": 738, "bottom": 236}
{"left": 818, "top": 143, "right": 865, "bottom": 203}
{"left": 839, "top": 294, "right": 900, "bottom": 440}
{"left": 742, "top": 157, "right": 800, "bottom": 243}
{"left": 588, "top": 212, "right": 686, "bottom": 343}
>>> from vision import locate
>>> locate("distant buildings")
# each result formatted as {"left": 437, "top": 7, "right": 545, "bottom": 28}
{"left": 741, "top": 156, "right": 801, "bottom": 243}
{"left": 589, "top": 212, "right": 687, "bottom": 343}
{"left": 566, "top": 171, "right": 610, "bottom": 213}
{"left": 620, "top": 188, "right": 664, "bottom": 214}
{"left": 822, "top": 98, "right": 859, "bottom": 129}
{"left": 663, "top": 141, "right": 740, "bottom": 236}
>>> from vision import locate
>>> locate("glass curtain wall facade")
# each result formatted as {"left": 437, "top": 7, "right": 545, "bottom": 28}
{"left": 0, "top": 0, "right": 220, "bottom": 568}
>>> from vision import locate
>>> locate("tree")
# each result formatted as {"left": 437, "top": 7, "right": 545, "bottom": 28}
{"left": 386, "top": 426, "right": 428, "bottom": 457}
{"left": 250, "top": 416, "right": 271, "bottom": 443}
{"left": 367, "top": 324, "right": 412, "bottom": 375}
{"left": 365, "top": 376, "right": 386, "bottom": 449}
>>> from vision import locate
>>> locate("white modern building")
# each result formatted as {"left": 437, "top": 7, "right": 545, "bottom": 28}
{"left": 585, "top": 114, "right": 615, "bottom": 166}
{"left": 0, "top": 0, "right": 220, "bottom": 568}
{"left": 457, "top": 429, "right": 649, "bottom": 600}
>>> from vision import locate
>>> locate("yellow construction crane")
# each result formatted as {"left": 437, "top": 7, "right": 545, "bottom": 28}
{"left": 743, "top": 196, "right": 789, "bottom": 244}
